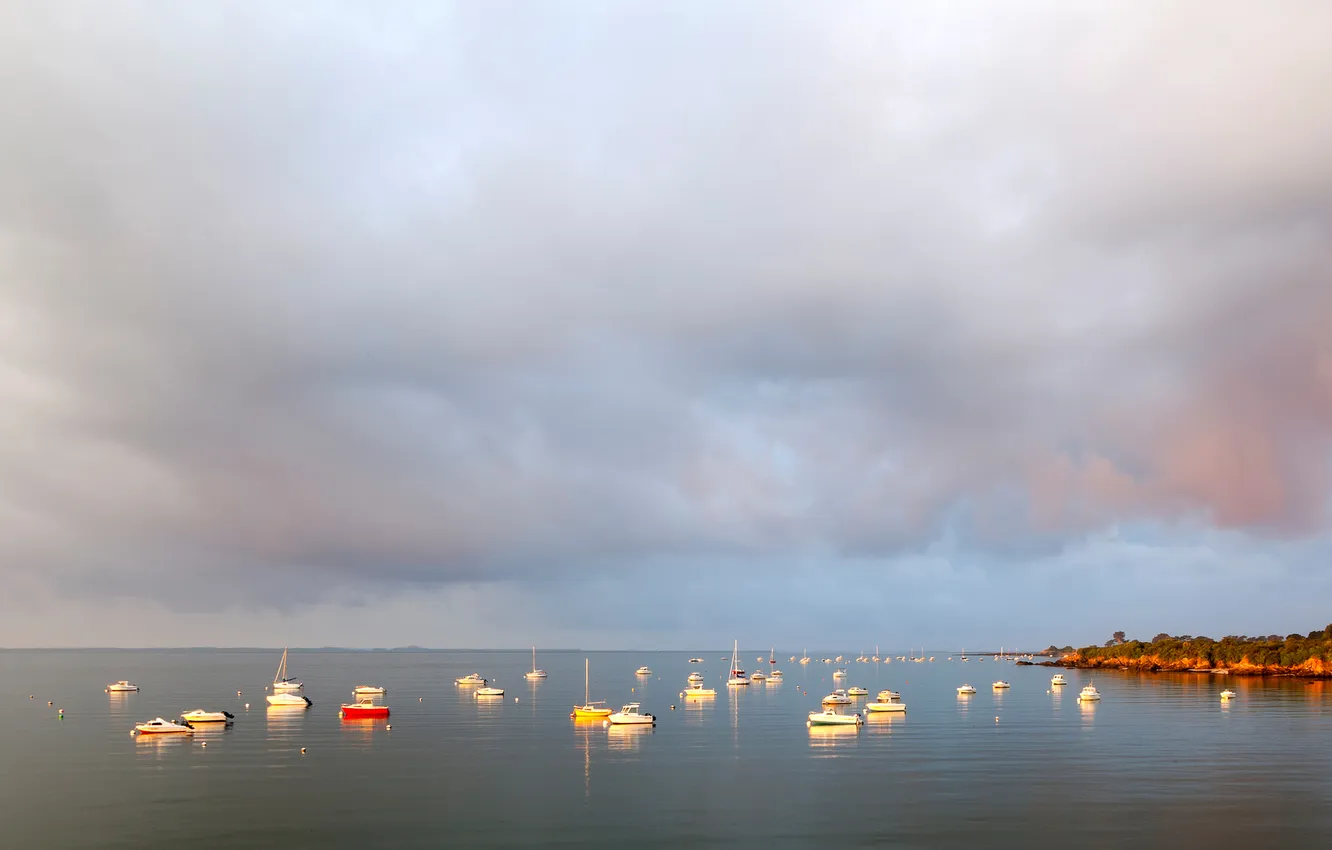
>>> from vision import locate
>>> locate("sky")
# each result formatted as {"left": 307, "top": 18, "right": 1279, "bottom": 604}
{"left": 2, "top": 1, "right": 1330, "bottom": 649}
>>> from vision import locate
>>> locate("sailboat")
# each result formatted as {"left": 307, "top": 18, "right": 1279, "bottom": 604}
{"left": 727, "top": 640, "right": 749, "bottom": 686}
{"left": 525, "top": 646, "right": 548, "bottom": 680}
{"left": 571, "top": 658, "right": 612, "bottom": 719}
{"left": 272, "top": 647, "right": 302, "bottom": 693}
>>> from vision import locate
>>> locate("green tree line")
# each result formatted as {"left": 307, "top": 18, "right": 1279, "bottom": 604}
{"left": 1076, "top": 624, "right": 1332, "bottom": 668}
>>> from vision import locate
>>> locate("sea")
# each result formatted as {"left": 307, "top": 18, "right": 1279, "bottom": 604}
{"left": 3, "top": 648, "right": 1331, "bottom": 848}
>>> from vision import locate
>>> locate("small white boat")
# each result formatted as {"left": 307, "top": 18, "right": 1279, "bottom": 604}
{"left": 265, "top": 692, "right": 312, "bottom": 707}
{"left": 352, "top": 685, "right": 386, "bottom": 695}
{"left": 808, "top": 708, "right": 862, "bottom": 726}
{"left": 687, "top": 671, "right": 704, "bottom": 683}
{"left": 689, "top": 657, "right": 704, "bottom": 663}
{"left": 865, "top": 692, "right": 906, "bottom": 712}
{"left": 770, "top": 669, "right": 784, "bottom": 680}
{"left": 993, "top": 681, "right": 1011, "bottom": 689}
{"left": 106, "top": 681, "right": 139, "bottom": 693}
{"left": 822, "top": 689, "right": 852, "bottom": 705}
{"left": 525, "top": 647, "right": 547, "bottom": 680}
{"left": 833, "top": 668, "right": 847, "bottom": 679}
{"left": 1220, "top": 689, "right": 1237, "bottom": 700}
{"left": 846, "top": 686, "right": 868, "bottom": 696}
{"left": 1051, "top": 674, "right": 1067, "bottom": 686}
{"left": 455, "top": 673, "right": 488, "bottom": 685}
{"left": 272, "top": 647, "right": 303, "bottom": 693}
{"left": 607, "top": 702, "right": 655, "bottom": 725}
{"left": 475, "top": 686, "right": 505, "bottom": 697}
{"left": 750, "top": 670, "right": 767, "bottom": 681}
{"left": 957, "top": 684, "right": 977, "bottom": 695}
{"left": 180, "top": 709, "right": 234, "bottom": 723}
{"left": 680, "top": 684, "right": 717, "bottom": 698}
{"left": 635, "top": 666, "right": 652, "bottom": 676}
{"left": 1078, "top": 684, "right": 1101, "bottom": 702}
{"left": 135, "top": 717, "right": 194, "bottom": 735}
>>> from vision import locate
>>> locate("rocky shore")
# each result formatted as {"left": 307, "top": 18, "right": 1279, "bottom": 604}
{"left": 1051, "top": 652, "right": 1332, "bottom": 678}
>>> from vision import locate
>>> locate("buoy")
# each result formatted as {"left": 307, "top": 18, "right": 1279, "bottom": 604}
{"left": 514, "top": 697, "right": 519, "bottom": 703}
{"left": 30, "top": 695, "right": 34, "bottom": 699}
{"left": 48, "top": 701, "right": 53, "bottom": 706}
{"left": 201, "top": 742, "right": 207, "bottom": 748}
{"left": 386, "top": 724, "right": 392, "bottom": 730}
{"left": 244, "top": 703, "right": 250, "bottom": 710}
{"left": 419, "top": 697, "right": 423, "bottom": 702}
{"left": 995, "top": 716, "right": 1000, "bottom": 723}
{"left": 670, "top": 705, "right": 676, "bottom": 710}
{"left": 300, "top": 747, "right": 306, "bottom": 754}
{"left": 58, "top": 708, "right": 63, "bottom": 715}
{"left": 237, "top": 691, "right": 242, "bottom": 696}
{"left": 602, "top": 720, "right": 610, "bottom": 728}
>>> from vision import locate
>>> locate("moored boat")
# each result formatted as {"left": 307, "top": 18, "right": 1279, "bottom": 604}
{"left": 865, "top": 691, "right": 906, "bottom": 712}
{"left": 454, "top": 673, "right": 488, "bottom": 685}
{"left": 180, "top": 709, "right": 234, "bottom": 723}
{"left": 341, "top": 697, "right": 390, "bottom": 718}
{"left": 846, "top": 686, "right": 868, "bottom": 696}
{"left": 607, "top": 702, "right": 655, "bottom": 725}
{"left": 635, "top": 666, "right": 652, "bottom": 676}
{"left": 525, "top": 647, "right": 547, "bottom": 680}
{"left": 475, "top": 686, "right": 505, "bottom": 697}
{"left": 135, "top": 717, "right": 193, "bottom": 735}
{"left": 688, "top": 657, "right": 704, "bottom": 663}
{"left": 687, "top": 671, "right": 704, "bottom": 683}
{"left": 106, "top": 680, "right": 139, "bottom": 693}
{"left": 807, "top": 708, "right": 862, "bottom": 726}
{"left": 352, "top": 685, "right": 386, "bottom": 695}
{"left": 1078, "top": 684, "right": 1101, "bottom": 702}
{"left": 680, "top": 684, "right": 717, "bottom": 698}
{"left": 993, "top": 681, "right": 1011, "bottom": 689}
{"left": 727, "top": 640, "right": 749, "bottom": 686}
{"left": 272, "top": 647, "right": 302, "bottom": 693}
{"left": 266, "top": 692, "right": 313, "bottom": 707}
{"left": 1051, "top": 674, "right": 1067, "bottom": 686}
{"left": 822, "top": 689, "right": 852, "bottom": 705}
{"left": 572, "top": 658, "right": 612, "bottom": 719}
{"left": 1220, "top": 689, "right": 1237, "bottom": 700}
{"left": 957, "top": 684, "right": 977, "bottom": 694}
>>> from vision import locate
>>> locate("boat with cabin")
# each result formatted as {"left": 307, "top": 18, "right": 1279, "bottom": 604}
{"left": 134, "top": 717, "right": 193, "bottom": 735}
{"left": 607, "top": 702, "right": 655, "bottom": 725}
{"left": 808, "top": 708, "right": 862, "bottom": 726}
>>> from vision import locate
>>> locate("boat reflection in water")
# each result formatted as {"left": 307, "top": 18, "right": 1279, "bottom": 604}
{"left": 864, "top": 711, "right": 904, "bottom": 734}
{"left": 265, "top": 704, "right": 309, "bottom": 740}
{"left": 807, "top": 724, "right": 862, "bottom": 752}
{"left": 606, "top": 723, "right": 652, "bottom": 751}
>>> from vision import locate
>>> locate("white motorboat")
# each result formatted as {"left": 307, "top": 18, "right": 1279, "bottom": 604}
{"left": 525, "top": 647, "right": 547, "bottom": 680}
{"left": 1051, "top": 674, "right": 1067, "bottom": 686}
{"left": 680, "top": 684, "right": 717, "bottom": 698}
{"left": 808, "top": 708, "right": 862, "bottom": 726}
{"left": 475, "top": 686, "right": 505, "bottom": 697}
{"left": 750, "top": 670, "right": 767, "bottom": 681}
{"left": 822, "top": 689, "right": 852, "bottom": 705}
{"left": 689, "top": 657, "right": 704, "bottom": 663}
{"left": 993, "top": 681, "right": 1011, "bottom": 689}
{"left": 266, "top": 692, "right": 312, "bottom": 707}
{"left": 106, "top": 680, "right": 139, "bottom": 693}
{"left": 846, "top": 686, "right": 868, "bottom": 696}
{"left": 865, "top": 692, "right": 906, "bottom": 712}
{"left": 957, "top": 684, "right": 977, "bottom": 695}
{"left": 455, "top": 673, "right": 488, "bottom": 685}
{"left": 636, "top": 666, "right": 652, "bottom": 676}
{"left": 770, "top": 669, "right": 784, "bottom": 680}
{"left": 1077, "top": 684, "right": 1101, "bottom": 701}
{"left": 180, "top": 709, "right": 234, "bottom": 723}
{"left": 352, "top": 685, "right": 386, "bottom": 695}
{"left": 134, "top": 717, "right": 193, "bottom": 735}
{"left": 687, "top": 671, "right": 705, "bottom": 683}
{"left": 607, "top": 702, "right": 656, "bottom": 725}
{"left": 272, "top": 647, "right": 303, "bottom": 693}
{"left": 833, "top": 668, "right": 847, "bottom": 679}
{"left": 1220, "top": 689, "right": 1237, "bottom": 700}
{"left": 727, "top": 640, "right": 749, "bottom": 685}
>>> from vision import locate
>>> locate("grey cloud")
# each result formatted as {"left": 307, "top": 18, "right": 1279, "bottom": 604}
{"left": 2, "top": 1, "right": 1331, "bottom": 625}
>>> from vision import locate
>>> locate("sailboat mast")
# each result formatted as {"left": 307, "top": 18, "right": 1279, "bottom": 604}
{"left": 584, "top": 658, "right": 589, "bottom": 703}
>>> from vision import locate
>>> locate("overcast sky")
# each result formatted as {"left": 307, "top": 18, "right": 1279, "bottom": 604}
{"left": 2, "top": 1, "right": 1330, "bottom": 649}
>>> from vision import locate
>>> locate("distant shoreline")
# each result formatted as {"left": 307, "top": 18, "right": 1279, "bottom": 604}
{"left": 1051, "top": 654, "right": 1332, "bottom": 678}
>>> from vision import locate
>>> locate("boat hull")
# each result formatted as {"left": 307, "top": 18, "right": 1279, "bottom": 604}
{"left": 180, "top": 711, "right": 233, "bottom": 723}
{"left": 266, "top": 694, "right": 313, "bottom": 707}
{"left": 864, "top": 702, "right": 906, "bottom": 712}
{"left": 572, "top": 707, "right": 612, "bottom": 718}
{"left": 340, "top": 705, "right": 390, "bottom": 718}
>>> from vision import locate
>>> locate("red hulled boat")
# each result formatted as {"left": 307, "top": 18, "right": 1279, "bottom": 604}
{"left": 340, "top": 697, "right": 390, "bottom": 719}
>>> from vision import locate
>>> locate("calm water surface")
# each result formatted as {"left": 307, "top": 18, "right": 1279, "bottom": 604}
{"left": 3, "top": 649, "right": 1332, "bottom": 848}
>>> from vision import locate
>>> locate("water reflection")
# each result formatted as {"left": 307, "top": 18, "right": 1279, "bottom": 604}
{"left": 808, "top": 724, "right": 861, "bottom": 752}
{"left": 864, "top": 712, "right": 903, "bottom": 735}
{"left": 265, "top": 705, "right": 309, "bottom": 740}
{"left": 1079, "top": 699, "right": 1096, "bottom": 725}
{"left": 607, "top": 724, "right": 652, "bottom": 751}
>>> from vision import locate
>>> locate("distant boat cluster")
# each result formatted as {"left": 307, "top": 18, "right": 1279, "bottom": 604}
{"left": 87, "top": 645, "right": 1245, "bottom": 740}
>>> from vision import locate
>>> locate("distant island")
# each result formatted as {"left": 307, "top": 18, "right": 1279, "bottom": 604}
{"left": 1052, "top": 625, "right": 1332, "bottom": 677}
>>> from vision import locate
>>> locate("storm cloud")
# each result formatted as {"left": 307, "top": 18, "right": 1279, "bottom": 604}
{"left": 2, "top": 1, "right": 1330, "bottom": 646}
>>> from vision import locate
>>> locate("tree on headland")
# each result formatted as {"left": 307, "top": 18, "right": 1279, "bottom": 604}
{"left": 1152, "top": 633, "right": 1171, "bottom": 643}
{"left": 1112, "top": 631, "right": 1126, "bottom": 644}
